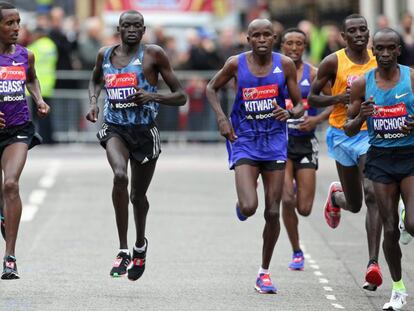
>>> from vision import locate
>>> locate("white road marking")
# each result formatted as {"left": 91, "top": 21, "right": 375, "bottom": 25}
{"left": 21, "top": 161, "right": 61, "bottom": 222}
{"left": 319, "top": 278, "right": 329, "bottom": 284}
{"left": 20, "top": 204, "right": 39, "bottom": 222}
{"left": 326, "top": 295, "right": 337, "bottom": 300}
{"left": 311, "top": 264, "right": 320, "bottom": 269}
{"left": 314, "top": 271, "right": 323, "bottom": 276}
{"left": 332, "top": 303, "right": 345, "bottom": 309}
{"left": 323, "top": 286, "right": 333, "bottom": 291}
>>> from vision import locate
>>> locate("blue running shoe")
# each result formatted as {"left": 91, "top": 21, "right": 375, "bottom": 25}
{"left": 255, "top": 273, "right": 277, "bottom": 294}
{"left": 288, "top": 251, "right": 304, "bottom": 271}
{"left": 236, "top": 203, "right": 247, "bottom": 221}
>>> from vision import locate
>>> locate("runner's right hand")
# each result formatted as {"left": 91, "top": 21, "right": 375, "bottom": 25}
{"left": 86, "top": 105, "right": 99, "bottom": 123}
{"left": 359, "top": 96, "right": 375, "bottom": 120}
{"left": 0, "top": 111, "right": 4, "bottom": 129}
{"left": 218, "top": 118, "right": 237, "bottom": 142}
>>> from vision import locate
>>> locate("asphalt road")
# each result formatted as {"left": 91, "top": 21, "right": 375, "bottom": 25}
{"left": 1, "top": 143, "right": 413, "bottom": 311}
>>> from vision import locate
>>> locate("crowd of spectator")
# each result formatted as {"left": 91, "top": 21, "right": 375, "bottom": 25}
{"left": 16, "top": 6, "right": 414, "bottom": 141}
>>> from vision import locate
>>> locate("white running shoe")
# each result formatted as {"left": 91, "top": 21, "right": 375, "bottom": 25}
{"left": 383, "top": 290, "right": 407, "bottom": 310}
{"left": 398, "top": 200, "right": 412, "bottom": 245}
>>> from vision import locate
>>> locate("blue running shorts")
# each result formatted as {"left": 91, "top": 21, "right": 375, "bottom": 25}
{"left": 326, "top": 126, "right": 369, "bottom": 167}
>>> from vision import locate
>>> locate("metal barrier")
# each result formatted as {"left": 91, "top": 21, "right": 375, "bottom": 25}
{"left": 40, "top": 70, "right": 230, "bottom": 143}
{"left": 36, "top": 70, "right": 327, "bottom": 143}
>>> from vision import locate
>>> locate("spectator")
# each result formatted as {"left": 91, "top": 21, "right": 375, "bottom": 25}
{"left": 27, "top": 27, "right": 58, "bottom": 144}
{"left": 78, "top": 17, "right": 102, "bottom": 70}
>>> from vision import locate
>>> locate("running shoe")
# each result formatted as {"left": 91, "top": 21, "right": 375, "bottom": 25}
{"left": 382, "top": 290, "right": 407, "bottom": 310}
{"left": 288, "top": 251, "right": 305, "bottom": 271}
{"left": 109, "top": 251, "right": 131, "bottom": 277}
{"left": 236, "top": 202, "right": 247, "bottom": 221}
{"left": 324, "top": 182, "right": 342, "bottom": 229}
{"left": 255, "top": 273, "right": 277, "bottom": 294}
{"left": 364, "top": 262, "right": 383, "bottom": 290}
{"left": 1, "top": 255, "right": 19, "bottom": 280}
{"left": 128, "top": 238, "right": 147, "bottom": 281}
{"left": 0, "top": 209, "right": 5, "bottom": 241}
{"left": 398, "top": 200, "right": 412, "bottom": 245}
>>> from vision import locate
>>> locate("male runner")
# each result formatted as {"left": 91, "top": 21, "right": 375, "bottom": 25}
{"left": 345, "top": 28, "right": 414, "bottom": 311}
{"left": 206, "top": 19, "right": 304, "bottom": 293}
{"left": 308, "top": 14, "right": 383, "bottom": 290}
{"left": 280, "top": 28, "right": 332, "bottom": 271}
{"left": 0, "top": 2, "right": 50, "bottom": 279}
{"left": 86, "top": 10, "right": 186, "bottom": 281}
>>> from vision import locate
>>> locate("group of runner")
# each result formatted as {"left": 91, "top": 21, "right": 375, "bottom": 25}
{"left": 0, "top": 2, "right": 413, "bottom": 310}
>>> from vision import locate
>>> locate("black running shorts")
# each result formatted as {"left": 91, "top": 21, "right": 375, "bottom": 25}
{"left": 0, "top": 121, "right": 42, "bottom": 158}
{"left": 97, "top": 122, "right": 161, "bottom": 164}
{"left": 234, "top": 158, "right": 286, "bottom": 171}
{"left": 287, "top": 135, "right": 318, "bottom": 170}
{"left": 365, "top": 145, "right": 414, "bottom": 184}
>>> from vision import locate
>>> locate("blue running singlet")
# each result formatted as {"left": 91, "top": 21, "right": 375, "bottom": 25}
{"left": 0, "top": 45, "right": 30, "bottom": 128}
{"left": 365, "top": 65, "right": 414, "bottom": 148}
{"left": 227, "top": 52, "right": 288, "bottom": 169}
{"left": 283, "top": 62, "right": 317, "bottom": 137}
{"left": 102, "top": 45, "right": 158, "bottom": 126}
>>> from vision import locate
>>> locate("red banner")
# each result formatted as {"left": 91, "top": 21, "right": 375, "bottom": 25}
{"left": 105, "top": 0, "right": 230, "bottom": 14}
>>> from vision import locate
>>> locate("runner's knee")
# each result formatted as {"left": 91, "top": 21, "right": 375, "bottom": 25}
{"left": 113, "top": 171, "right": 128, "bottom": 187}
{"left": 3, "top": 179, "right": 19, "bottom": 199}
{"left": 130, "top": 194, "right": 148, "bottom": 210}
{"left": 383, "top": 221, "right": 399, "bottom": 242}
{"left": 297, "top": 204, "right": 312, "bottom": 217}
{"left": 239, "top": 200, "right": 257, "bottom": 217}
{"left": 264, "top": 206, "right": 280, "bottom": 222}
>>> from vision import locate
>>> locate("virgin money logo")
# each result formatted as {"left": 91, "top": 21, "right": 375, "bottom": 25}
{"left": 0, "top": 66, "right": 26, "bottom": 80}
{"left": 373, "top": 102, "right": 407, "bottom": 117}
{"left": 242, "top": 84, "right": 278, "bottom": 100}
{"left": 346, "top": 75, "right": 359, "bottom": 87}
{"left": 105, "top": 73, "right": 137, "bottom": 88}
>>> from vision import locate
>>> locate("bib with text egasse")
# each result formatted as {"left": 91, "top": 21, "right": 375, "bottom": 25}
{"left": 102, "top": 45, "right": 158, "bottom": 126}
{"left": 0, "top": 45, "right": 30, "bottom": 128}
{"left": 365, "top": 65, "right": 414, "bottom": 148}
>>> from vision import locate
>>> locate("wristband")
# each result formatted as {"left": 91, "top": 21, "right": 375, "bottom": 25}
{"left": 90, "top": 95, "right": 97, "bottom": 101}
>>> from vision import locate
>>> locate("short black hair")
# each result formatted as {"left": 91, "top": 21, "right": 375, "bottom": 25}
{"left": 0, "top": 2, "right": 15, "bottom": 22}
{"left": 373, "top": 27, "right": 401, "bottom": 45}
{"left": 281, "top": 28, "right": 307, "bottom": 43}
{"left": 119, "top": 10, "right": 144, "bottom": 25}
{"left": 342, "top": 14, "right": 367, "bottom": 31}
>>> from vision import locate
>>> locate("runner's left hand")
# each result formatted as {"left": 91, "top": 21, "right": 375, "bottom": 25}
{"left": 127, "top": 86, "right": 154, "bottom": 105}
{"left": 37, "top": 101, "right": 50, "bottom": 118}
{"left": 299, "top": 115, "right": 318, "bottom": 132}
{"left": 272, "top": 103, "right": 290, "bottom": 121}
{"left": 401, "top": 114, "right": 414, "bottom": 135}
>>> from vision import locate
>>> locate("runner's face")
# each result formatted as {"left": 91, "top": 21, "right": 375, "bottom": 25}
{"left": 281, "top": 32, "right": 306, "bottom": 62}
{"left": 0, "top": 9, "right": 20, "bottom": 45}
{"left": 342, "top": 18, "right": 369, "bottom": 51}
{"left": 118, "top": 13, "right": 145, "bottom": 45}
{"left": 247, "top": 24, "right": 275, "bottom": 56}
{"left": 373, "top": 33, "right": 401, "bottom": 69}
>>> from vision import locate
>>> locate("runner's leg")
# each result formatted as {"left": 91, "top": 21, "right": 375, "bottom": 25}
{"left": 1, "top": 143, "right": 28, "bottom": 257}
{"left": 130, "top": 158, "right": 157, "bottom": 248}
{"left": 235, "top": 164, "right": 260, "bottom": 218}
{"left": 106, "top": 137, "right": 130, "bottom": 250}
{"left": 261, "top": 168, "right": 285, "bottom": 269}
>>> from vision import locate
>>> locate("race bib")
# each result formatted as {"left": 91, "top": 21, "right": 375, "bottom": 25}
{"left": 372, "top": 102, "right": 408, "bottom": 139}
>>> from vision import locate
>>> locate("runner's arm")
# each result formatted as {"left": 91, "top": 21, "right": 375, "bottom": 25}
{"left": 206, "top": 56, "right": 238, "bottom": 141}
{"left": 344, "top": 76, "right": 373, "bottom": 137}
{"left": 26, "top": 51, "right": 50, "bottom": 118}
{"left": 283, "top": 56, "right": 303, "bottom": 120}
{"left": 308, "top": 54, "right": 348, "bottom": 108}
{"left": 152, "top": 46, "right": 187, "bottom": 106}
{"left": 86, "top": 47, "right": 106, "bottom": 122}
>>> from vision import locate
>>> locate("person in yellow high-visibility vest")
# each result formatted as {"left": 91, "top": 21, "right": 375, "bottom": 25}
{"left": 28, "top": 27, "right": 57, "bottom": 144}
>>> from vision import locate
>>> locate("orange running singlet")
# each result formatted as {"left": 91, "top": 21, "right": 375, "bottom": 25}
{"left": 329, "top": 48, "right": 377, "bottom": 129}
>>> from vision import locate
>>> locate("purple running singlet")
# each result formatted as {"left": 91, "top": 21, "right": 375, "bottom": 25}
{"left": 0, "top": 44, "right": 30, "bottom": 128}
{"left": 227, "top": 52, "right": 288, "bottom": 169}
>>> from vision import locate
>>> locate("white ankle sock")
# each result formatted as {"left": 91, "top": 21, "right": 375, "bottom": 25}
{"left": 258, "top": 267, "right": 269, "bottom": 275}
{"left": 134, "top": 241, "right": 146, "bottom": 253}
